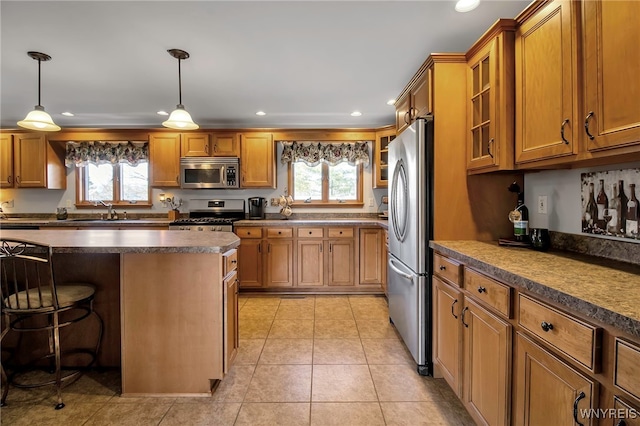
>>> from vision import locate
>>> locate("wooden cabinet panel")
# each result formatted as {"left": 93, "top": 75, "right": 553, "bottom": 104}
{"left": 212, "top": 133, "right": 239, "bottom": 157}
{"left": 434, "top": 253, "right": 461, "bottom": 286}
{"left": 395, "top": 93, "right": 411, "bottom": 134}
{"left": 0, "top": 133, "right": 13, "bottom": 187}
{"left": 515, "top": 0, "right": 578, "bottom": 164}
{"left": 463, "top": 298, "right": 512, "bottom": 426}
{"left": 612, "top": 397, "right": 640, "bottom": 426}
{"left": 149, "top": 133, "right": 181, "bottom": 187}
{"left": 583, "top": 0, "right": 640, "bottom": 152}
{"left": 327, "top": 227, "right": 353, "bottom": 238}
{"left": 223, "top": 249, "right": 238, "bottom": 278}
{"left": 514, "top": 332, "right": 598, "bottom": 426}
{"left": 266, "top": 228, "right": 293, "bottom": 238}
{"left": 181, "top": 132, "right": 211, "bottom": 157}
{"left": 240, "top": 133, "right": 275, "bottom": 188}
{"left": 614, "top": 338, "right": 640, "bottom": 401}
{"left": 235, "top": 227, "right": 262, "bottom": 239}
{"left": 411, "top": 70, "right": 432, "bottom": 120}
{"left": 359, "top": 228, "right": 383, "bottom": 285}
{"left": 297, "top": 240, "right": 324, "bottom": 287}
{"left": 298, "top": 227, "right": 324, "bottom": 238}
{"left": 266, "top": 240, "right": 294, "bottom": 287}
{"left": 223, "top": 269, "right": 238, "bottom": 373}
{"left": 14, "top": 134, "right": 46, "bottom": 187}
{"left": 433, "top": 276, "right": 463, "bottom": 397}
{"left": 238, "top": 239, "right": 263, "bottom": 288}
{"left": 518, "top": 294, "right": 601, "bottom": 372}
{"left": 464, "top": 268, "right": 512, "bottom": 318}
{"left": 327, "top": 239, "right": 355, "bottom": 286}
{"left": 374, "top": 127, "right": 395, "bottom": 189}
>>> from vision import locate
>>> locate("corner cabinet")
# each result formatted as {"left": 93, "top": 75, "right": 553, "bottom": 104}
{"left": 240, "top": 132, "right": 276, "bottom": 188}
{"left": 515, "top": 0, "right": 579, "bottom": 166}
{"left": 466, "top": 19, "right": 517, "bottom": 173}
{"left": 374, "top": 127, "right": 395, "bottom": 188}
{"left": 582, "top": 0, "right": 640, "bottom": 153}
{"left": 149, "top": 133, "right": 181, "bottom": 187}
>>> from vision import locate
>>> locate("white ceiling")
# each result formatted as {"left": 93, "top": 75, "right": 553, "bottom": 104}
{"left": 1, "top": 0, "right": 530, "bottom": 130}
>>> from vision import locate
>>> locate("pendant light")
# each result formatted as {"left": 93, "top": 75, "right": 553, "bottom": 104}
{"left": 162, "top": 49, "right": 199, "bottom": 130}
{"left": 17, "top": 51, "right": 61, "bottom": 132}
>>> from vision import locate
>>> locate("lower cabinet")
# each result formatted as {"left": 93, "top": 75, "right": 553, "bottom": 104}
{"left": 514, "top": 332, "right": 598, "bottom": 426}
{"left": 236, "top": 225, "right": 384, "bottom": 291}
{"left": 433, "top": 276, "right": 463, "bottom": 396}
{"left": 463, "top": 298, "right": 512, "bottom": 426}
{"left": 223, "top": 269, "right": 238, "bottom": 373}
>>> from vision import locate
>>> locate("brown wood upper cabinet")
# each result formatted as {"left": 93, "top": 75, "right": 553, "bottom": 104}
{"left": 582, "top": 0, "right": 640, "bottom": 153}
{"left": 374, "top": 126, "right": 395, "bottom": 188}
{"left": 2, "top": 133, "right": 66, "bottom": 189}
{"left": 515, "top": 0, "right": 579, "bottom": 166}
{"left": 181, "top": 132, "right": 240, "bottom": 157}
{"left": 149, "top": 133, "right": 181, "bottom": 187}
{"left": 395, "top": 68, "right": 432, "bottom": 134}
{"left": 240, "top": 132, "right": 276, "bottom": 188}
{"left": 466, "top": 19, "right": 516, "bottom": 173}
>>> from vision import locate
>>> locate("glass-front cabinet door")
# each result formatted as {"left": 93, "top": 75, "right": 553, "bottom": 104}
{"left": 465, "top": 19, "right": 516, "bottom": 173}
{"left": 374, "top": 127, "right": 396, "bottom": 188}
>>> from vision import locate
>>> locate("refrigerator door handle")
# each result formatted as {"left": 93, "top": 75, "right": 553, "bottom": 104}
{"left": 388, "top": 258, "right": 414, "bottom": 282}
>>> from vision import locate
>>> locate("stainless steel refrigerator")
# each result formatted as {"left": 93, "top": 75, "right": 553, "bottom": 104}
{"left": 387, "top": 116, "right": 433, "bottom": 376}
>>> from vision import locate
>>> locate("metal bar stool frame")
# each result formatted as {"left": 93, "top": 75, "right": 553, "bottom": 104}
{"left": 0, "top": 238, "right": 103, "bottom": 409}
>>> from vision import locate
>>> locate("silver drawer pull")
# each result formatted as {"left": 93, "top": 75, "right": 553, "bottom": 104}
{"left": 541, "top": 321, "right": 554, "bottom": 332}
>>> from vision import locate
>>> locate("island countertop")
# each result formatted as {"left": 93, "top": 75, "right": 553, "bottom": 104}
{"left": 0, "top": 229, "right": 240, "bottom": 254}
{"left": 430, "top": 240, "right": 640, "bottom": 339}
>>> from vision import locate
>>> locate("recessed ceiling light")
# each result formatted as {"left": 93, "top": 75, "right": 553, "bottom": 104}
{"left": 386, "top": 99, "right": 396, "bottom": 106}
{"left": 351, "top": 111, "right": 362, "bottom": 117}
{"left": 455, "top": 0, "right": 480, "bottom": 12}
{"left": 256, "top": 111, "right": 266, "bottom": 116}
{"left": 157, "top": 110, "right": 169, "bottom": 116}
{"left": 61, "top": 112, "right": 74, "bottom": 117}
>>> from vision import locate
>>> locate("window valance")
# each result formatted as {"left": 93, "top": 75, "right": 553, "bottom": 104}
{"left": 65, "top": 141, "right": 149, "bottom": 167}
{"left": 280, "top": 141, "right": 370, "bottom": 166}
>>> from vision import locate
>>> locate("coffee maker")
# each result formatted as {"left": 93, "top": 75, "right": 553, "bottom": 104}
{"left": 248, "top": 197, "right": 267, "bottom": 220}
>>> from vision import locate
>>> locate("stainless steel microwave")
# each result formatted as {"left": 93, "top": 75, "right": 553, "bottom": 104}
{"left": 180, "top": 157, "right": 239, "bottom": 189}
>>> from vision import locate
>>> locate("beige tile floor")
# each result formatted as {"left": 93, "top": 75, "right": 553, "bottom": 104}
{"left": 0, "top": 295, "right": 475, "bottom": 425}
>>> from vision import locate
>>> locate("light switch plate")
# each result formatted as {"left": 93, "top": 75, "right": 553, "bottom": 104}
{"left": 538, "top": 195, "right": 548, "bottom": 214}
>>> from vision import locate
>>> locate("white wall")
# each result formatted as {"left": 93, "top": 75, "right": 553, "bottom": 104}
{"left": 0, "top": 142, "right": 388, "bottom": 216}
{"left": 524, "top": 160, "right": 640, "bottom": 241}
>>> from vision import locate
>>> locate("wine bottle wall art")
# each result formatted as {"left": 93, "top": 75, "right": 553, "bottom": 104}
{"left": 581, "top": 168, "right": 640, "bottom": 239}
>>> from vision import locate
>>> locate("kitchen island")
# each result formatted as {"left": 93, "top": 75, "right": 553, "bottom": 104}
{"left": 0, "top": 229, "right": 240, "bottom": 397}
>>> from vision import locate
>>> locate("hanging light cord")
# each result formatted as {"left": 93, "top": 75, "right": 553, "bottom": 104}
{"left": 177, "top": 56, "right": 182, "bottom": 107}
{"left": 37, "top": 56, "right": 42, "bottom": 107}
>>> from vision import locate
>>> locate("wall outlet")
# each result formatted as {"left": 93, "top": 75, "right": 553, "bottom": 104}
{"left": 271, "top": 198, "right": 279, "bottom": 206}
{"left": 65, "top": 199, "right": 73, "bottom": 208}
{"left": 538, "top": 195, "right": 548, "bottom": 214}
{"left": 381, "top": 196, "right": 389, "bottom": 204}
{"left": 369, "top": 198, "right": 374, "bottom": 207}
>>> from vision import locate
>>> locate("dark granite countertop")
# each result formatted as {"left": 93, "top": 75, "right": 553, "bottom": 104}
{"left": 0, "top": 229, "right": 239, "bottom": 254}
{"left": 430, "top": 240, "right": 640, "bottom": 339}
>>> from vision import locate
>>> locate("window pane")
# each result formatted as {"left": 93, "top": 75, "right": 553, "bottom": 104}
{"left": 121, "top": 162, "right": 149, "bottom": 201}
{"left": 329, "top": 162, "right": 357, "bottom": 200}
{"left": 293, "top": 163, "right": 322, "bottom": 201}
{"left": 87, "top": 163, "right": 114, "bottom": 201}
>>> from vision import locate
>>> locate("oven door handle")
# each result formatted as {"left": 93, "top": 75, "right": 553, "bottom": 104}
{"left": 388, "top": 258, "right": 414, "bottom": 282}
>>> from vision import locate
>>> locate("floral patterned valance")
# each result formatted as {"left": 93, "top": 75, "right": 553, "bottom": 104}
{"left": 65, "top": 141, "right": 149, "bottom": 167}
{"left": 280, "top": 141, "right": 370, "bottom": 166}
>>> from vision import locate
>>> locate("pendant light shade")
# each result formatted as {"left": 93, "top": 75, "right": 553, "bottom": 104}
{"left": 17, "top": 52, "right": 60, "bottom": 132}
{"left": 162, "top": 49, "right": 199, "bottom": 130}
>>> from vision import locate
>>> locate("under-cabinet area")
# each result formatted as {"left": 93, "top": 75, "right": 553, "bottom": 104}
{"left": 431, "top": 241, "right": 640, "bottom": 426}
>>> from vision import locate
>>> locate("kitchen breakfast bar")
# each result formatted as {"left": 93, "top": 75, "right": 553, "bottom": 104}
{"left": 0, "top": 229, "right": 241, "bottom": 397}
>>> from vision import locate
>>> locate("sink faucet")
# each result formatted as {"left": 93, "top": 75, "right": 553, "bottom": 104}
{"left": 95, "top": 200, "right": 116, "bottom": 220}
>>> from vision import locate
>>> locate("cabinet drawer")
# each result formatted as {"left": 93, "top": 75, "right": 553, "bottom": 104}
{"left": 223, "top": 249, "right": 238, "bottom": 277}
{"left": 267, "top": 228, "right": 293, "bottom": 238}
{"left": 615, "top": 338, "right": 640, "bottom": 401}
{"left": 464, "top": 268, "right": 512, "bottom": 318}
{"left": 433, "top": 253, "right": 461, "bottom": 286}
{"left": 613, "top": 396, "right": 640, "bottom": 426}
{"left": 235, "top": 227, "right": 262, "bottom": 239}
{"left": 327, "top": 228, "right": 354, "bottom": 238}
{"left": 518, "top": 294, "right": 601, "bottom": 372}
{"left": 298, "top": 227, "right": 324, "bottom": 238}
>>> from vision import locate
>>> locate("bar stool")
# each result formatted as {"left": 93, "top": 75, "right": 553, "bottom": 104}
{"left": 0, "top": 238, "right": 103, "bottom": 409}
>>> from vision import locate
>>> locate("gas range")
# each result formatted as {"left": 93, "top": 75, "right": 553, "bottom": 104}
{"left": 169, "top": 199, "right": 245, "bottom": 232}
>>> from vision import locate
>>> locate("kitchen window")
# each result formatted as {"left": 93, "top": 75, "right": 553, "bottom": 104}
{"left": 65, "top": 141, "right": 151, "bottom": 207}
{"left": 281, "top": 141, "right": 369, "bottom": 206}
